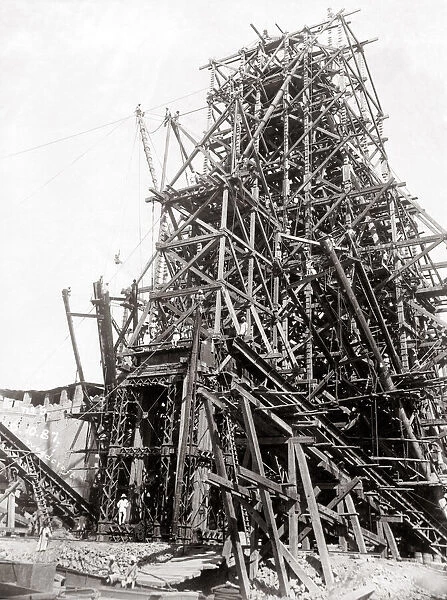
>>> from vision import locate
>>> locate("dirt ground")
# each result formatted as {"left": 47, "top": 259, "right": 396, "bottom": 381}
{"left": 1, "top": 537, "right": 447, "bottom": 599}
{"left": 0, "top": 536, "right": 173, "bottom": 577}
{"left": 251, "top": 553, "right": 447, "bottom": 599}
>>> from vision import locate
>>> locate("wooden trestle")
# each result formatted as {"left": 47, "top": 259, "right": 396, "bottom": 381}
{"left": 70, "top": 8, "right": 447, "bottom": 593}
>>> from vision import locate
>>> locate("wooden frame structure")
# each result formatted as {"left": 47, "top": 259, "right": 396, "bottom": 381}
{"left": 67, "top": 10, "right": 447, "bottom": 593}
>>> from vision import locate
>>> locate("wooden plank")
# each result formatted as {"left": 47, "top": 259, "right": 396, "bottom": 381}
{"left": 359, "top": 527, "right": 386, "bottom": 547}
{"left": 416, "top": 284, "right": 447, "bottom": 299}
{"left": 172, "top": 311, "right": 201, "bottom": 536}
{"left": 339, "top": 585, "right": 375, "bottom": 600}
{"left": 249, "top": 515, "right": 260, "bottom": 579}
{"left": 158, "top": 232, "right": 222, "bottom": 249}
{"left": 289, "top": 436, "right": 317, "bottom": 444}
{"left": 280, "top": 542, "right": 321, "bottom": 594}
{"left": 233, "top": 383, "right": 292, "bottom": 436}
{"left": 206, "top": 472, "right": 252, "bottom": 500}
{"left": 238, "top": 466, "right": 298, "bottom": 502}
{"left": 382, "top": 521, "right": 401, "bottom": 560}
{"left": 294, "top": 443, "right": 334, "bottom": 586}
{"left": 338, "top": 500, "right": 348, "bottom": 551}
{"left": 239, "top": 397, "right": 289, "bottom": 597}
{"left": 203, "top": 398, "right": 250, "bottom": 599}
{"left": 240, "top": 500, "right": 319, "bottom": 595}
{"left": 214, "top": 188, "right": 228, "bottom": 334}
{"left": 379, "top": 515, "right": 403, "bottom": 523}
{"left": 345, "top": 494, "right": 367, "bottom": 554}
{"left": 376, "top": 520, "right": 387, "bottom": 558}
{"left": 288, "top": 439, "right": 299, "bottom": 559}
{"left": 317, "top": 503, "right": 345, "bottom": 524}
{"left": 296, "top": 477, "right": 361, "bottom": 544}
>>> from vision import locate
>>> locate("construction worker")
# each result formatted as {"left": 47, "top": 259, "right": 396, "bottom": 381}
{"left": 117, "top": 493, "right": 129, "bottom": 525}
{"left": 438, "top": 488, "right": 447, "bottom": 519}
{"left": 196, "top": 289, "right": 205, "bottom": 310}
{"left": 149, "top": 319, "right": 158, "bottom": 339}
{"left": 172, "top": 327, "right": 181, "bottom": 347}
{"left": 36, "top": 519, "right": 52, "bottom": 552}
{"left": 238, "top": 316, "right": 248, "bottom": 337}
{"left": 121, "top": 556, "right": 138, "bottom": 588}
{"left": 106, "top": 555, "right": 121, "bottom": 585}
{"left": 75, "top": 514, "right": 88, "bottom": 539}
{"left": 29, "top": 508, "right": 42, "bottom": 536}
{"left": 342, "top": 156, "right": 353, "bottom": 192}
{"left": 430, "top": 442, "right": 445, "bottom": 474}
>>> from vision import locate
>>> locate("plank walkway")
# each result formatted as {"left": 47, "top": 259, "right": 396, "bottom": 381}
{"left": 136, "top": 550, "right": 223, "bottom": 587}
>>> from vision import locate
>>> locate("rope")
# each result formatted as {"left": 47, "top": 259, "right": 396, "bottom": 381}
{"left": 4, "top": 118, "right": 130, "bottom": 220}
{"left": 1, "top": 85, "right": 210, "bottom": 162}
{"left": 0, "top": 115, "right": 132, "bottom": 160}
{"left": 142, "top": 87, "right": 209, "bottom": 114}
{"left": 104, "top": 121, "right": 140, "bottom": 276}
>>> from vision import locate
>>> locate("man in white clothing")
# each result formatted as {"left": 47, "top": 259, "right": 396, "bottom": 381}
{"left": 117, "top": 494, "right": 129, "bottom": 525}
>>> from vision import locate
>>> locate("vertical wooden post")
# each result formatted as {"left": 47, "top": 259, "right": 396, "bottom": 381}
{"left": 337, "top": 499, "right": 348, "bottom": 551}
{"left": 214, "top": 188, "right": 228, "bottom": 335}
{"left": 249, "top": 519, "right": 259, "bottom": 579}
{"left": 172, "top": 308, "right": 202, "bottom": 537}
{"left": 7, "top": 492, "right": 15, "bottom": 529}
{"left": 344, "top": 493, "right": 367, "bottom": 554}
{"left": 240, "top": 397, "right": 290, "bottom": 597}
{"left": 62, "top": 288, "right": 89, "bottom": 403}
{"left": 295, "top": 442, "right": 334, "bottom": 586}
{"left": 191, "top": 403, "right": 211, "bottom": 531}
{"left": 203, "top": 398, "right": 250, "bottom": 600}
{"left": 247, "top": 209, "right": 255, "bottom": 329}
{"left": 93, "top": 279, "right": 117, "bottom": 394}
{"left": 160, "top": 114, "right": 171, "bottom": 191}
{"left": 288, "top": 439, "right": 299, "bottom": 558}
{"left": 377, "top": 520, "right": 387, "bottom": 557}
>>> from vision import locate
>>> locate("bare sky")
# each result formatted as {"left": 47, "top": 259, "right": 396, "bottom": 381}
{"left": 0, "top": 0, "right": 446, "bottom": 390}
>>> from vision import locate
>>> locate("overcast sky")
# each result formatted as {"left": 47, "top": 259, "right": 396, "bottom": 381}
{"left": 0, "top": 0, "right": 446, "bottom": 391}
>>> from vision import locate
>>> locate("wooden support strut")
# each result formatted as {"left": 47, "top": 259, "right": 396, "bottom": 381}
{"left": 203, "top": 397, "right": 251, "bottom": 600}
{"left": 171, "top": 306, "right": 202, "bottom": 537}
{"left": 288, "top": 439, "right": 299, "bottom": 559}
{"left": 62, "top": 288, "right": 91, "bottom": 406}
{"left": 294, "top": 442, "right": 334, "bottom": 586}
{"left": 382, "top": 521, "right": 401, "bottom": 560}
{"left": 344, "top": 493, "right": 367, "bottom": 554}
{"left": 239, "top": 396, "right": 290, "bottom": 597}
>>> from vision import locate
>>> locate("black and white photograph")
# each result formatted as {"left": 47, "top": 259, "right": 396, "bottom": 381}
{"left": 0, "top": 1, "right": 446, "bottom": 598}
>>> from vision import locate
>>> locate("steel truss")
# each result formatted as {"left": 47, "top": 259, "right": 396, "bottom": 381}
{"left": 0, "top": 423, "right": 94, "bottom": 524}
{"left": 91, "top": 10, "right": 447, "bottom": 593}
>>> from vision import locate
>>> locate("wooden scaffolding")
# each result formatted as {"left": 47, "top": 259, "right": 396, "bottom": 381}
{"left": 67, "top": 10, "right": 447, "bottom": 594}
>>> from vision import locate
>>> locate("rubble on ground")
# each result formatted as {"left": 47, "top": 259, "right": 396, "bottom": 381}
{"left": 250, "top": 553, "right": 447, "bottom": 600}
{"left": 0, "top": 537, "right": 172, "bottom": 576}
{"left": 0, "top": 537, "right": 446, "bottom": 599}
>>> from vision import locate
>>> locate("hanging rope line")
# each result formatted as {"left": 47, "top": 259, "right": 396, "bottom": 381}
{"left": 4, "top": 118, "right": 129, "bottom": 219}
{"left": 142, "top": 86, "right": 209, "bottom": 114}
{"left": 103, "top": 120, "right": 140, "bottom": 277}
{"left": 0, "top": 115, "right": 133, "bottom": 160}
{"left": 0, "top": 86, "right": 208, "bottom": 161}
{"left": 108, "top": 213, "right": 162, "bottom": 284}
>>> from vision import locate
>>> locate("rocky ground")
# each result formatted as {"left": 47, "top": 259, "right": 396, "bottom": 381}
{"left": 1, "top": 537, "right": 446, "bottom": 599}
{"left": 251, "top": 553, "right": 447, "bottom": 599}
{"left": 0, "top": 536, "right": 174, "bottom": 577}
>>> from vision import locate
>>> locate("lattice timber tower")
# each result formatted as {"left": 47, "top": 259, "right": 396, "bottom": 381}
{"left": 70, "top": 10, "right": 447, "bottom": 595}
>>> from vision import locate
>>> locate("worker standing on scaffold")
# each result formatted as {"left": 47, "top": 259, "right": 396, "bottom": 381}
{"left": 172, "top": 326, "right": 181, "bottom": 347}
{"left": 117, "top": 493, "right": 129, "bottom": 525}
